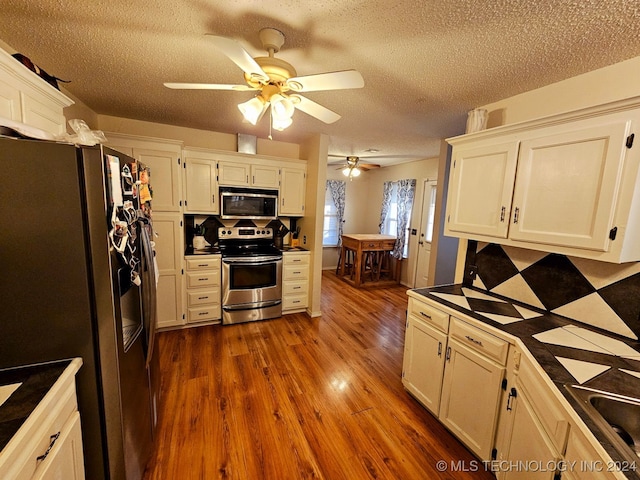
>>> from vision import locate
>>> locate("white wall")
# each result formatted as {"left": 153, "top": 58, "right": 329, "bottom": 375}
{"left": 482, "top": 56, "right": 640, "bottom": 128}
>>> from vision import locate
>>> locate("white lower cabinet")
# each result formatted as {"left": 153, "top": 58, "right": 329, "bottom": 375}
{"left": 406, "top": 293, "right": 633, "bottom": 479}
{"left": 282, "top": 251, "right": 310, "bottom": 313}
{"left": 402, "top": 311, "right": 447, "bottom": 414}
{"left": 0, "top": 359, "right": 84, "bottom": 480}
{"left": 563, "top": 428, "right": 622, "bottom": 480}
{"left": 185, "top": 255, "right": 221, "bottom": 324}
{"left": 495, "top": 353, "right": 571, "bottom": 479}
{"left": 402, "top": 298, "right": 507, "bottom": 461}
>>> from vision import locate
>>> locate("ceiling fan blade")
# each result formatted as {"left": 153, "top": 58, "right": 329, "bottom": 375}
{"left": 287, "top": 70, "right": 364, "bottom": 92}
{"left": 290, "top": 95, "right": 341, "bottom": 124}
{"left": 359, "top": 163, "right": 381, "bottom": 170}
{"left": 206, "top": 35, "right": 269, "bottom": 82}
{"left": 164, "top": 82, "right": 257, "bottom": 91}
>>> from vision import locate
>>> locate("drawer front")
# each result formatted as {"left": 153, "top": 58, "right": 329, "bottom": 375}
{"left": 186, "top": 271, "right": 220, "bottom": 288}
{"left": 283, "top": 253, "right": 310, "bottom": 265}
{"left": 188, "top": 304, "right": 221, "bottom": 323}
{"left": 518, "top": 356, "right": 570, "bottom": 452}
{"left": 283, "top": 280, "right": 308, "bottom": 296}
{"left": 363, "top": 240, "right": 383, "bottom": 250}
{"left": 449, "top": 317, "right": 508, "bottom": 365}
{"left": 283, "top": 294, "right": 308, "bottom": 310}
{"left": 283, "top": 264, "right": 309, "bottom": 281}
{"left": 408, "top": 298, "right": 449, "bottom": 333}
{"left": 186, "top": 256, "right": 221, "bottom": 271}
{"left": 187, "top": 288, "right": 220, "bottom": 307}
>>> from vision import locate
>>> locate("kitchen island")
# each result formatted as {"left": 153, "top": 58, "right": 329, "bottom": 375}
{"left": 337, "top": 234, "right": 400, "bottom": 287}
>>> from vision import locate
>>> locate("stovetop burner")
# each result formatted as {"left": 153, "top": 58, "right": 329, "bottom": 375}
{"left": 218, "top": 225, "right": 281, "bottom": 258}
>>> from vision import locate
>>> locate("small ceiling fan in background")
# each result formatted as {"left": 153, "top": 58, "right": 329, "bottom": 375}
{"left": 164, "top": 28, "right": 364, "bottom": 133}
{"left": 330, "top": 155, "right": 381, "bottom": 180}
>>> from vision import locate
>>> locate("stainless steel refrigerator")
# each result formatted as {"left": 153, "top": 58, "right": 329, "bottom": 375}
{"left": 0, "top": 136, "right": 160, "bottom": 480}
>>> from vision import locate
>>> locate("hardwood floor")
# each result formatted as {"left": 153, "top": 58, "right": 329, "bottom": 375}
{"left": 142, "top": 271, "right": 496, "bottom": 480}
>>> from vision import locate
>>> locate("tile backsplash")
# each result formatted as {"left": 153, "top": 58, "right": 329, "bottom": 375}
{"left": 465, "top": 242, "right": 640, "bottom": 340}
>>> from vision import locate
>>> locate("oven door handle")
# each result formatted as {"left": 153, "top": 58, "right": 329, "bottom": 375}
{"left": 223, "top": 256, "right": 282, "bottom": 265}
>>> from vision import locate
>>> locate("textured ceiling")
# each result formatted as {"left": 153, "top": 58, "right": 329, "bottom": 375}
{"left": 2, "top": 0, "right": 640, "bottom": 165}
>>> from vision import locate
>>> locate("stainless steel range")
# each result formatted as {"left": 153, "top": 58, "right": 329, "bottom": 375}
{"left": 219, "top": 224, "right": 283, "bottom": 325}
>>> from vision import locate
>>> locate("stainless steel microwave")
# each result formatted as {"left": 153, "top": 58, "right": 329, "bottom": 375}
{"left": 219, "top": 187, "right": 278, "bottom": 220}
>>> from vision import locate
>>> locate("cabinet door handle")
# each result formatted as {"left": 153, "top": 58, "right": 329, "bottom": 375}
{"left": 445, "top": 346, "right": 451, "bottom": 362}
{"left": 420, "top": 311, "right": 432, "bottom": 320}
{"left": 464, "top": 335, "right": 484, "bottom": 347}
{"left": 506, "top": 387, "right": 518, "bottom": 411}
{"left": 36, "top": 431, "right": 61, "bottom": 463}
{"left": 437, "top": 342, "right": 442, "bottom": 357}
{"left": 513, "top": 207, "right": 520, "bottom": 224}
{"left": 500, "top": 206, "right": 506, "bottom": 222}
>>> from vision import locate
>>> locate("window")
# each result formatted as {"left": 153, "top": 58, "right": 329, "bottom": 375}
{"left": 323, "top": 188, "right": 339, "bottom": 246}
{"left": 425, "top": 183, "right": 437, "bottom": 243}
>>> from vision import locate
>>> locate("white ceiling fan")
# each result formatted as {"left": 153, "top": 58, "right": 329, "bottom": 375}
{"left": 164, "top": 28, "right": 364, "bottom": 132}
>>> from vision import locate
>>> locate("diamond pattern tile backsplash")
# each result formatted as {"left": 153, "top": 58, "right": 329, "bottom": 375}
{"left": 467, "top": 242, "right": 640, "bottom": 340}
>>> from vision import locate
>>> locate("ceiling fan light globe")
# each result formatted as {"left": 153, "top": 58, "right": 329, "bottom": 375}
{"left": 272, "top": 115, "right": 293, "bottom": 131}
{"left": 351, "top": 168, "right": 361, "bottom": 177}
{"left": 270, "top": 94, "right": 295, "bottom": 119}
{"left": 238, "top": 97, "right": 266, "bottom": 125}
{"left": 342, "top": 167, "right": 351, "bottom": 177}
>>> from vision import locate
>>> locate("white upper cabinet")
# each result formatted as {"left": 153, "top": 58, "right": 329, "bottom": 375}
{"left": 183, "top": 151, "right": 218, "bottom": 214}
{"left": 445, "top": 97, "right": 640, "bottom": 263}
{"left": 0, "top": 47, "right": 73, "bottom": 136}
{"left": 134, "top": 148, "right": 182, "bottom": 212}
{"left": 217, "top": 160, "right": 279, "bottom": 189}
{"left": 217, "top": 161, "right": 250, "bottom": 186}
{"left": 446, "top": 141, "right": 519, "bottom": 238}
{"left": 280, "top": 166, "right": 306, "bottom": 216}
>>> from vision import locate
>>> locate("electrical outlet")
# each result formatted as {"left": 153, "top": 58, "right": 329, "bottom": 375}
{"left": 303, "top": 235, "right": 307, "bottom": 244}
{"left": 468, "top": 264, "right": 478, "bottom": 280}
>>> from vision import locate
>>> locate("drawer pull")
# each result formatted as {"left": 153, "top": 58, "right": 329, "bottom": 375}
{"left": 293, "top": 271, "right": 301, "bottom": 274}
{"left": 199, "top": 311, "right": 209, "bottom": 316}
{"left": 293, "top": 300, "right": 300, "bottom": 304}
{"left": 198, "top": 277, "right": 209, "bottom": 281}
{"left": 36, "top": 431, "right": 61, "bottom": 463}
{"left": 465, "top": 335, "right": 483, "bottom": 347}
{"left": 198, "top": 264, "right": 209, "bottom": 267}
{"left": 420, "top": 311, "right": 432, "bottom": 319}
{"left": 292, "top": 259, "right": 301, "bottom": 262}
{"left": 198, "top": 296, "right": 209, "bottom": 300}
{"left": 293, "top": 286, "right": 301, "bottom": 290}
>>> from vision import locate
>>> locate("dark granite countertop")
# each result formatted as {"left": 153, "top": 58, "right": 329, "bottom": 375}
{"left": 409, "top": 284, "right": 640, "bottom": 478}
{"left": 0, "top": 359, "right": 72, "bottom": 451}
{"left": 185, "top": 246, "right": 221, "bottom": 256}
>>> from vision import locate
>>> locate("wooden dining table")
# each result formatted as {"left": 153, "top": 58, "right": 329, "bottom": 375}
{"left": 337, "top": 234, "right": 400, "bottom": 287}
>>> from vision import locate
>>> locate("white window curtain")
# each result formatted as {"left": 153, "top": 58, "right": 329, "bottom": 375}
{"left": 324, "top": 180, "right": 346, "bottom": 246}
{"left": 394, "top": 179, "right": 416, "bottom": 259}
{"left": 378, "top": 181, "right": 394, "bottom": 233}
{"left": 378, "top": 179, "right": 416, "bottom": 258}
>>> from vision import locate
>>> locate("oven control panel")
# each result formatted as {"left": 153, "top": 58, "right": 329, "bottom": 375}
{"left": 218, "top": 226, "right": 272, "bottom": 240}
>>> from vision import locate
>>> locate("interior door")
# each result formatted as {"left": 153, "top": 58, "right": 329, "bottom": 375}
{"left": 414, "top": 180, "right": 437, "bottom": 288}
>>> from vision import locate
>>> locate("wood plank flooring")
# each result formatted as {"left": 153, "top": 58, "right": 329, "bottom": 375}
{"left": 142, "top": 271, "right": 496, "bottom": 480}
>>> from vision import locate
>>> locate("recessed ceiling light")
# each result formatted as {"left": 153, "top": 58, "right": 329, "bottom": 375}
{"left": 365, "top": 148, "right": 380, "bottom": 153}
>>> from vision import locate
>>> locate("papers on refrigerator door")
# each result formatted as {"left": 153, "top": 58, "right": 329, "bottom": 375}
{"left": 106, "top": 154, "right": 123, "bottom": 206}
